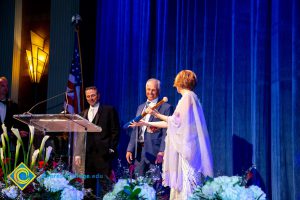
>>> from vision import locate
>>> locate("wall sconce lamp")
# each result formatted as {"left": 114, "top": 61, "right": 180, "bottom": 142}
{"left": 26, "top": 31, "right": 48, "bottom": 83}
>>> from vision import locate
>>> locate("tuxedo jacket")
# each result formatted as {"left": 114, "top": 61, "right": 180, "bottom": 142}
{"left": 1, "top": 99, "right": 28, "bottom": 153}
{"left": 78, "top": 104, "right": 120, "bottom": 175}
{"left": 127, "top": 99, "right": 173, "bottom": 164}
{"left": 2, "top": 99, "right": 19, "bottom": 130}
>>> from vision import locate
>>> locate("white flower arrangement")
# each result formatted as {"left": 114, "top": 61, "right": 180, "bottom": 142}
{"left": 103, "top": 178, "right": 156, "bottom": 200}
{"left": 110, "top": 179, "right": 129, "bottom": 194}
{"left": 1, "top": 185, "right": 18, "bottom": 199}
{"left": 39, "top": 172, "right": 70, "bottom": 192}
{"left": 0, "top": 124, "right": 88, "bottom": 200}
{"left": 61, "top": 185, "right": 84, "bottom": 200}
{"left": 189, "top": 175, "right": 266, "bottom": 200}
{"left": 0, "top": 171, "right": 85, "bottom": 200}
{"left": 36, "top": 171, "right": 84, "bottom": 199}
{"left": 134, "top": 184, "right": 156, "bottom": 200}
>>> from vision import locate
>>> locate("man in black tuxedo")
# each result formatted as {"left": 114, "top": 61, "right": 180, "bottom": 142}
{"left": 126, "top": 78, "right": 173, "bottom": 176}
{"left": 74, "top": 86, "right": 120, "bottom": 197}
{"left": 0, "top": 77, "right": 18, "bottom": 129}
{"left": 0, "top": 76, "right": 27, "bottom": 165}
{"left": 0, "top": 76, "right": 27, "bottom": 136}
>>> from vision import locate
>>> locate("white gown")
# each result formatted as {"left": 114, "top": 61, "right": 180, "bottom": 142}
{"left": 162, "top": 91, "right": 214, "bottom": 200}
{"left": 169, "top": 155, "right": 198, "bottom": 199}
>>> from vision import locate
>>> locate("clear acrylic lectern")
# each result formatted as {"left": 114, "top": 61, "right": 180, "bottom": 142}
{"left": 13, "top": 113, "right": 101, "bottom": 177}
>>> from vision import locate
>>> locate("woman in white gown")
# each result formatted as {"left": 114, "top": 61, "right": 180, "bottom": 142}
{"left": 130, "top": 70, "right": 214, "bottom": 200}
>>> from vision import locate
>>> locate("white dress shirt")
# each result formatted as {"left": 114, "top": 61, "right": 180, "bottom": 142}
{"left": 88, "top": 102, "right": 99, "bottom": 122}
{"left": 138, "top": 98, "right": 158, "bottom": 142}
{"left": 0, "top": 101, "right": 6, "bottom": 123}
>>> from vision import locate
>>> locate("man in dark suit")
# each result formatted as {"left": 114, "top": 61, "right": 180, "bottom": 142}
{"left": 74, "top": 86, "right": 120, "bottom": 197}
{"left": 126, "top": 78, "right": 173, "bottom": 176}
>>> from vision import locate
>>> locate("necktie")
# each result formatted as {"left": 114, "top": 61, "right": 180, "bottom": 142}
{"left": 145, "top": 101, "right": 150, "bottom": 111}
{"left": 138, "top": 101, "right": 151, "bottom": 142}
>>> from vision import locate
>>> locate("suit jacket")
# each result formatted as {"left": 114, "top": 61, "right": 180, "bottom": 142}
{"left": 127, "top": 99, "right": 173, "bottom": 164}
{"left": 78, "top": 104, "right": 120, "bottom": 175}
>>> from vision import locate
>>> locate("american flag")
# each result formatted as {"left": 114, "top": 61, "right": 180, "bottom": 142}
{"left": 65, "top": 33, "right": 84, "bottom": 114}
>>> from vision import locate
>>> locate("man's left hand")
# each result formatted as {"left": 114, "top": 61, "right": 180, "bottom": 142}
{"left": 155, "top": 152, "right": 164, "bottom": 164}
{"left": 147, "top": 126, "right": 159, "bottom": 133}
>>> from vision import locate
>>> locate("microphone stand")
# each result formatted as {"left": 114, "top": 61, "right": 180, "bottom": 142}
{"left": 64, "top": 91, "right": 69, "bottom": 114}
{"left": 26, "top": 90, "right": 73, "bottom": 114}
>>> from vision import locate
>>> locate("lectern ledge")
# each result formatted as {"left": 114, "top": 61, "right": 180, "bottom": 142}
{"left": 13, "top": 114, "right": 102, "bottom": 133}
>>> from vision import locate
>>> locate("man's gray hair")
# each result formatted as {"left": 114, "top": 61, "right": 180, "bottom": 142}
{"left": 146, "top": 78, "right": 161, "bottom": 91}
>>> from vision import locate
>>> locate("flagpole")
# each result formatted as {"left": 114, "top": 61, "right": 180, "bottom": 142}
{"left": 73, "top": 15, "right": 85, "bottom": 111}
{"left": 67, "top": 14, "right": 85, "bottom": 172}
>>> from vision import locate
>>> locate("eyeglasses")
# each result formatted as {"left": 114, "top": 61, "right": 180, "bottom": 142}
{"left": 86, "top": 94, "right": 97, "bottom": 99}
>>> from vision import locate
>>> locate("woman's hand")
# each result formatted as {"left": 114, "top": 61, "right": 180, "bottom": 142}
{"left": 145, "top": 107, "right": 159, "bottom": 117}
{"left": 129, "top": 120, "right": 148, "bottom": 127}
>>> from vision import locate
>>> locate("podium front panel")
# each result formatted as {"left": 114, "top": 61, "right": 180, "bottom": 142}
{"left": 13, "top": 114, "right": 102, "bottom": 132}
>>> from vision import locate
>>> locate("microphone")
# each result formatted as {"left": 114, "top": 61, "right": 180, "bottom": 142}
{"left": 26, "top": 90, "right": 74, "bottom": 114}
{"left": 123, "top": 97, "right": 168, "bottom": 129}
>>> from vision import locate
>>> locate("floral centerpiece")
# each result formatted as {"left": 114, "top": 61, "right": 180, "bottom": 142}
{"left": 29, "top": 169, "right": 84, "bottom": 200}
{"left": 103, "top": 177, "right": 156, "bottom": 200}
{"left": 104, "top": 161, "right": 167, "bottom": 200}
{"left": 105, "top": 161, "right": 266, "bottom": 200}
{"left": 1, "top": 169, "right": 85, "bottom": 200}
{"left": 0, "top": 124, "right": 87, "bottom": 200}
{"left": 189, "top": 169, "right": 266, "bottom": 200}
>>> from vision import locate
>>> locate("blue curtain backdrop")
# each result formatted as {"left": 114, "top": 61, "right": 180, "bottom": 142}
{"left": 94, "top": 0, "right": 300, "bottom": 199}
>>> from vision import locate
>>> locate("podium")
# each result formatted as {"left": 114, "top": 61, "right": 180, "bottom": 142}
{"left": 13, "top": 113, "right": 102, "bottom": 132}
{"left": 13, "top": 113, "right": 101, "bottom": 176}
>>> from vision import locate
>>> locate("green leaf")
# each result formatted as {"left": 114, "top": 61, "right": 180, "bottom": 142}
{"left": 124, "top": 185, "right": 133, "bottom": 195}
{"left": 132, "top": 188, "right": 141, "bottom": 196}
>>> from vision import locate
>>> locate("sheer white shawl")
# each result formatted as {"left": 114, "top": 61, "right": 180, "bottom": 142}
{"left": 162, "top": 91, "right": 213, "bottom": 191}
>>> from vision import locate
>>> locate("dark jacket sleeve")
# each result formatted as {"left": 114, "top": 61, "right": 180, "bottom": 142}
{"left": 126, "top": 104, "right": 144, "bottom": 152}
{"left": 127, "top": 127, "right": 138, "bottom": 152}
{"left": 109, "top": 107, "right": 120, "bottom": 152}
{"left": 5, "top": 100, "right": 28, "bottom": 137}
